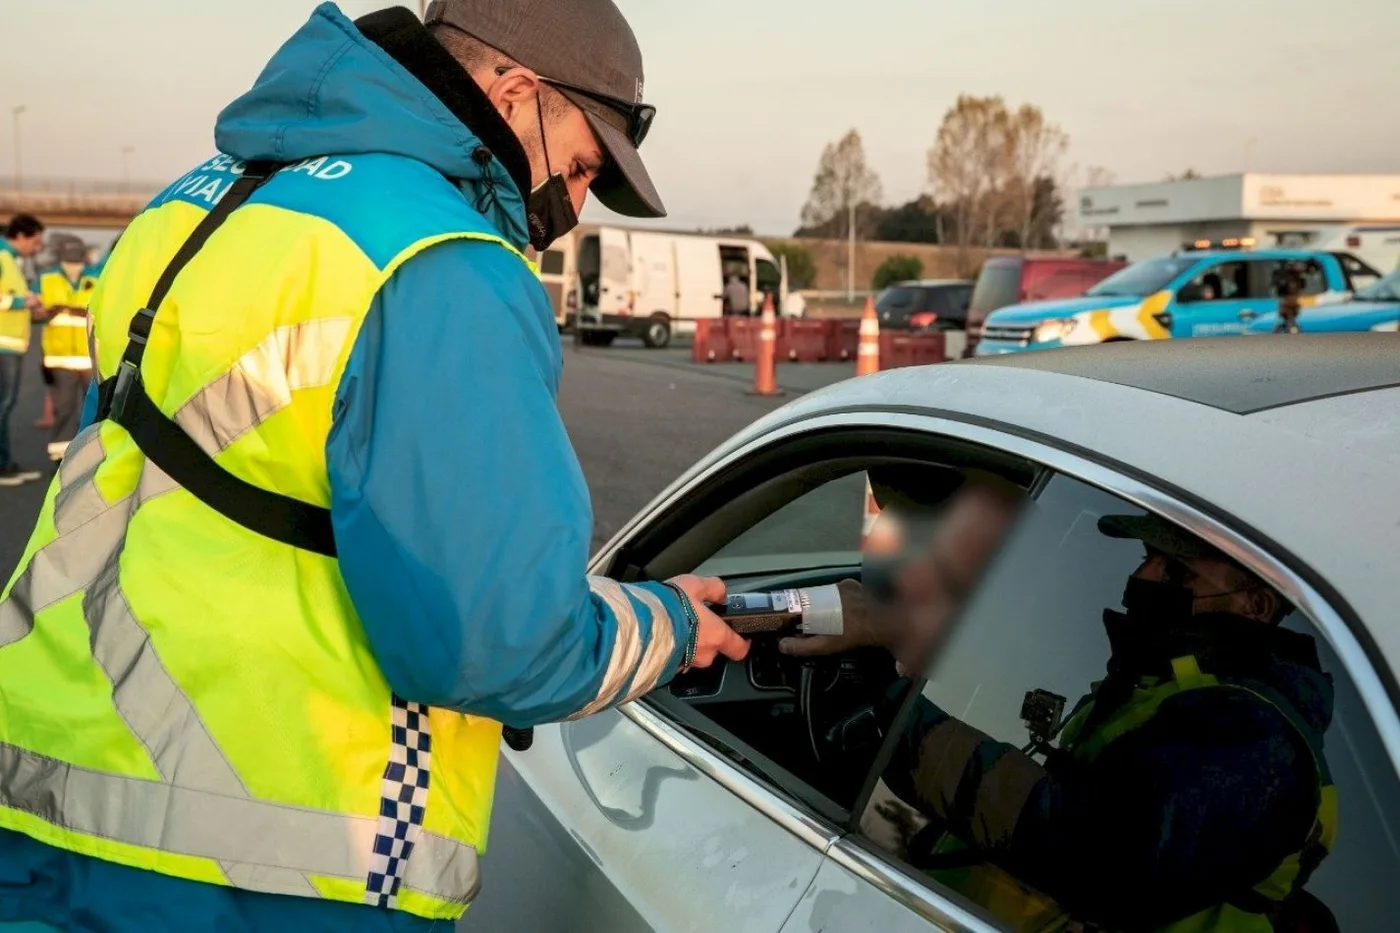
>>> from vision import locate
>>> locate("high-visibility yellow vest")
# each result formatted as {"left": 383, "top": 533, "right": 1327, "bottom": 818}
{"left": 926, "top": 653, "right": 1334, "bottom": 932}
{"left": 39, "top": 269, "right": 98, "bottom": 371}
{"left": 0, "top": 247, "right": 31, "bottom": 354}
{"left": 0, "top": 152, "right": 537, "bottom": 921}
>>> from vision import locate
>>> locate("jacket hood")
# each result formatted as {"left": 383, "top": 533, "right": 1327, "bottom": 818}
{"left": 1246, "top": 300, "right": 1400, "bottom": 333}
{"left": 985, "top": 293, "right": 1144, "bottom": 326}
{"left": 215, "top": 3, "right": 533, "bottom": 250}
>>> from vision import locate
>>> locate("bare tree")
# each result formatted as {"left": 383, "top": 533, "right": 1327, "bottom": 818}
{"left": 928, "top": 95, "right": 1012, "bottom": 271}
{"left": 1007, "top": 104, "right": 1069, "bottom": 252}
{"left": 800, "top": 129, "right": 883, "bottom": 241}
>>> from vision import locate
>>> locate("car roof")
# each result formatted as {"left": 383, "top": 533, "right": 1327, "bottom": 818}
{"left": 1176, "top": 248, "right": 1336, "bottom": 261}
{"left": 724, "top": 335, "right": 1400, "bottom": 679}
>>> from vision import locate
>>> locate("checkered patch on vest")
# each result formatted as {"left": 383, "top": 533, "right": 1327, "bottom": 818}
{"left": 364, "top": 695, "right": 432, "bottom": 907}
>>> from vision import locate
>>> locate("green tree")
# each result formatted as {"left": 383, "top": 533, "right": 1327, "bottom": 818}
{"left": 767, "top": 243, "right": 816, "bottom": 289}
{"left": 872, "top": 255, "right": 923, "bottom": 290}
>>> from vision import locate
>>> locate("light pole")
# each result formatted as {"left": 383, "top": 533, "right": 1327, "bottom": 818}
{"left": 11, "top": 105, "right": 25, "bottom": 189}
{"left": 120, "top": 146, "right": 135, "bottom": 189}
{"left": 846, "top": 200, "right": 855, "bottom": 303}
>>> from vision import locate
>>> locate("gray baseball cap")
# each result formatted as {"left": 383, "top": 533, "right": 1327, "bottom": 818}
{"left": 1098, "top": 513, "right": 1228, "bottom": 563}
{"left": 425, "top": 0, "right": 664, "bottom": 218}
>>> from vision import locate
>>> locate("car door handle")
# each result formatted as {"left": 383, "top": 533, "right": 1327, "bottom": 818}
{"left": 1238, "top": 309, "right": 1257, "bottom": 321}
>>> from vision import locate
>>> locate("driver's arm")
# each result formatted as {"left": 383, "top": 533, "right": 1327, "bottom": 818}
{"left": 881, "top": 687, "right": 1318, "bottom": 927}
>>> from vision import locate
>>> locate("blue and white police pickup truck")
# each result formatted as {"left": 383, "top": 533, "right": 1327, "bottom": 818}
{"left": 975, "top": 243, "right": 1378, "bottom": 355}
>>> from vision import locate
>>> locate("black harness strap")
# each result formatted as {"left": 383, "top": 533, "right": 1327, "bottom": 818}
{"left": 96, "top": 161, "right": 338, "bottom": 557}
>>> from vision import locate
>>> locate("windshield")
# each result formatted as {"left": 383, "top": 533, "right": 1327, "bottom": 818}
{"left": 1354, "top": 268, "right": 1400, "bottom": 302}
{"left": 969, "top": 261, "right": 1022, "bottom": 315}
{"left": 1086, "top": 256, "right": 1197, "bottom": 297}
{"left": 875, "top": 286, "right": 921, "bottom": 315}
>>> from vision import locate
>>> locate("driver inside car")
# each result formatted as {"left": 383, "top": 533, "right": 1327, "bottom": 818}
{"left": 780, "top": 486, "right": 1337, "bottom": 933}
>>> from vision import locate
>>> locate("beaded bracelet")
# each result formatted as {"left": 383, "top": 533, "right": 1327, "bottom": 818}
{"left": 663, "top": 581, "right": 701, "bottom": 673}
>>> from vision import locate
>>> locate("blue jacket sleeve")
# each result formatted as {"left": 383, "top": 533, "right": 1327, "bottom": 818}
{"left": 326, "top": 239, "right": 692, "bottom": 728}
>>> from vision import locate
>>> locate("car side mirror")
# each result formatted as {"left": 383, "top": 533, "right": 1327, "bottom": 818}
{"left": 1178, "top": 283, "right": 1203, "bottom": 304}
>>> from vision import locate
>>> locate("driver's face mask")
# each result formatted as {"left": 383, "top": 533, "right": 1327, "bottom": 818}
{"left": 526, "top": 97, "right": 579, "bottom": 252}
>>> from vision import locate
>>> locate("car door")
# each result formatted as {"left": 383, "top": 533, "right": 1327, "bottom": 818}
{"left": 1170, "top": 259, "right": 1262, "bottom": 336}
{"left": 791, "top": 459, "right": 1400, "bottom": 933}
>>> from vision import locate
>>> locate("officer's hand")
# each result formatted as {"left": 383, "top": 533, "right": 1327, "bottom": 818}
{"left": 667, "top": 574, "right": 750, "bottom": 668}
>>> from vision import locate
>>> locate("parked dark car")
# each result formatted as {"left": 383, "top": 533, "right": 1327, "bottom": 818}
{"left": 965, "top": 256, "right": 1127, "bottom": 355}
{"left": 874, "top": 279, "right": 974, "bottom": 331}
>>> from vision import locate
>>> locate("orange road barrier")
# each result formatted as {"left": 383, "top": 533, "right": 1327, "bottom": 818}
{"left": 856, "top": 297, "right": 881, "bottom": 377}
{"left": 859, "top": 479, "right": 883, "bottom": 551}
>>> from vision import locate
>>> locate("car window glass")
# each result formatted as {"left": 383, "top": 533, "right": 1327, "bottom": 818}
{"left": 695, "top": 471, "right": 867, "bottom": 579}
{"left": 1183, "top": 260, "right": 1248, "bottom": 301}
{"left": 857, "top": 472, "right": 1400, "bottom": 932}
{"left": 1340, "top": 254, "right": 1383, "bottom": 291}
{"left": 969, "top": 263, "right": 1022, "bottom": 317}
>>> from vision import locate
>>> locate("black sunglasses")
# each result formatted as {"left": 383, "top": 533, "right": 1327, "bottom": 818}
{"left": 495, "top": 67, "right": 655, "bottom": 147}
{"left": 538, "top": 76, "right": 655, "bottom": 147}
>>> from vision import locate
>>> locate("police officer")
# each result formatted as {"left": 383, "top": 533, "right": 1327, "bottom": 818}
{"left": 37, "top": 238, "right": 99, "bottom": 464}
{"left": 0, "top": 3, "right": 747, "bottom": 930}
{"left": 783, "top": 491, "right": 1335, "bottom": 932}
{"left": 1274, "top": 261, "right": 1305, "bottom": 334}
{"left": 0, "top": 213, "right": 45, "bottom": 487}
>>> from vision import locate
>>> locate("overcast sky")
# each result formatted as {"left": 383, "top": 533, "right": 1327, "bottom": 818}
{"left": 2, "top": 0, "right": 1396, "bottom": 236}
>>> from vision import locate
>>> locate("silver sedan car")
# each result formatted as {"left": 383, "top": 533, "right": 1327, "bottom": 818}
{"left": 469, "top": 335, "right": 1400, "bottom": 932}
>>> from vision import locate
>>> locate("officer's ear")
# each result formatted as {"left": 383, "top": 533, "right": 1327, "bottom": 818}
{"left": 485, "top": 66, "right": 543, "bottom": 125}
{"left": 1248, "top": 586, "right": 1282, "bottom": 625}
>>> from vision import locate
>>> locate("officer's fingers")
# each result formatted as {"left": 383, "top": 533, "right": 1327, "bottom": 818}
{"left": 689, "top": 607, "right": 749, "bottom": 669}
{"left": 669, "top": 574, "right": 727, "bottom": 608}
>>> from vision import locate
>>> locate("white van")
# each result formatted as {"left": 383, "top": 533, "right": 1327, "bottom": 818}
{"left": 550, "top": 225, "right": 792, "bottom": 348}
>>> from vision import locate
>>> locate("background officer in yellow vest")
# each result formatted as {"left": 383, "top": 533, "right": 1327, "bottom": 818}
{"left": 0, "top": 2, "right": 747, "bottom": 930}
{"left": 783, "top": 490, "right": 1336, "bottom": 931}
{"left": 0, "top": 213, "right": 45, "bottom": 487}
{"left": 37, "top": 238, "right": 98, "bottom": 465}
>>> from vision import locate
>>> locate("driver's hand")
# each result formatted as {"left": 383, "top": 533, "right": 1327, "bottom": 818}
{"left": 667, "top": 574, "right": 750, "bottom": 668}
{"left": 778, "top": 578, "right": 881, "bottom": 658}
{"left": 779, "top": 484, "right": 1022, "bottom": 672}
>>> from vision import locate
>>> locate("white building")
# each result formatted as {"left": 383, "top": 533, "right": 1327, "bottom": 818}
{"left": 1078, "top": 173, "right": 1400, "bottom": 263}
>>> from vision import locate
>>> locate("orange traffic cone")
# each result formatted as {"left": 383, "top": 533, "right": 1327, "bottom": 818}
{"left": 859, "top": 480, "right": 883, "bottom": 551}
{"left": 856, "top": 296, "right": 880, "bottom": 377}
{"left": 750, "top": 293, "right": 781, "bottom": 396}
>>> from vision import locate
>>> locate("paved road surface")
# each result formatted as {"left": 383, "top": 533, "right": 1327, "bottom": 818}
{"left": 0, "top": 334, "right": 858, "bottom": 580}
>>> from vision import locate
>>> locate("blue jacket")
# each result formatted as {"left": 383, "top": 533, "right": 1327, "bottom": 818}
{"left": 6, "top": 5, "right": 690, "bottom": 931}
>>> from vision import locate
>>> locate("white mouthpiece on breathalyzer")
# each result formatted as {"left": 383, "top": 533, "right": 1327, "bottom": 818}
{"left": 796, "top": 584, "right": 844, "bottom": 636}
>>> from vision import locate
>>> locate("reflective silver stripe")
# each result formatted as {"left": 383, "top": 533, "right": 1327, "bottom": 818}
{"left": 219, "top": 861, "right": 321, "bottom": 898}
{"left": 173, "top": 317, "right": 354, "bottom": 455}
{"left": 570, "top": 577, "right": 645, "bottom": 719}
{"left": 0, "top": 742, "right": 479, "bottom": 902}
{"left": 0, "top": 572, "right": 34, "bottom": 648}
{"left": 84, "top": 551, "right": 246, "bottom": 795}
{"left": 617, "top": 587, "right": 677, "bottom": 705}
{"left": 404, "top": 830, "right": 481, "bottom": 905}
{"left": 58, "top": 425, "right": 104, "bottom": 488}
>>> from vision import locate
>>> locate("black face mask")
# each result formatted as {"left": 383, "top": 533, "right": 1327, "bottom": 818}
{"left": 525, "top": 98, "right": 579, "bottom": 252}
{"left": 1121, "top": 576, "right": 1196, "bottom": 628}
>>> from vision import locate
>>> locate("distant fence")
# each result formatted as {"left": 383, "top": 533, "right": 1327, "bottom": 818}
{"left": 0, "top": 176, "right": 164, "bottom": 226}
